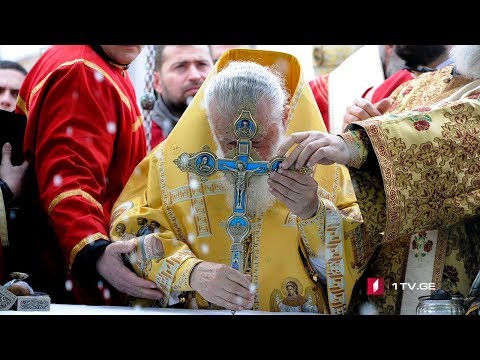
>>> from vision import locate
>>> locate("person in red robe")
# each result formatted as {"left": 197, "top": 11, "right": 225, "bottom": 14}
{"left": 310, "top": 45, "right": 451, "bottom": 133}
{"left": 15, "top": 45, "right": 163, "bottom": 305}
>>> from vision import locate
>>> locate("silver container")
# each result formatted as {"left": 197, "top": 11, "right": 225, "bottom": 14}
{"left": 416, "top": 297, "right": 465, "bottom": 315}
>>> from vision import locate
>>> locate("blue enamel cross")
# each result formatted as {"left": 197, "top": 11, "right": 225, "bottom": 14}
{"left": 174, "top": 110, "right": 284, "bottom": 273}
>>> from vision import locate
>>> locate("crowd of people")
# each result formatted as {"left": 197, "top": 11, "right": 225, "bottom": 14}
{"left": 1, "top": 44, "right": 480, "bottom": 315}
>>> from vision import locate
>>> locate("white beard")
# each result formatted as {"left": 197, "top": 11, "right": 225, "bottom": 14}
{"left": 220, "top": 171, "right": 276, "bottom": 217}
{"left": 451, "top": 45, "right": 480, "bottom": 80}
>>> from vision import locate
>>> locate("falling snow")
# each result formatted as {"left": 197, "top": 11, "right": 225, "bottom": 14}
{"left": 106, "top": 121, "right": 117, "bottom": 134}
{"left": 66, "top": 126, "right": 73, "bottom": 136}
{"left": 189, "top": 178, "right": 200, "bottom": 190}
{"left": 358, "top": 301, "right": 379, "bottom": 315}
{"left": 154, "top": 150, "right": 162, "bottom": 160}
{"left": 134, "top": 167, "right": 142, "bottom": 177}
{"left": 187, "top": 233, "right": 196, "bottom": 244}
{"left": 94, "top": 71, "right": 105, "bottom": 83}
{"left": 200, "top": 243, "right": 209, "bottom": 254}
{"left": 186, "top": 215, "right": 194, "bottom": 224}
{"left": 234, "top": 296, "right": 243, "bottom": 305}
{"left": 103, "top": 288, "right": 111, "bottom": 300}
{"left": 97, "top": 280, "right": 104, "bottom": 290}
{"left": 8, "top": 210, "right": 16, "bottom": 220}
{"left": 171, "top": 237, "right": 179, "bottom": 246}
{"left": 53, "top": 174, "right": 63, "bottom": 187}
{"left": 248, "top": 283, "right": 257, "bottom": 294}
{"left": 72, "top": 91, "right": 79, "bottom": 101}
{"left": 65, "top": 280, "right": 73, "bottom": 291}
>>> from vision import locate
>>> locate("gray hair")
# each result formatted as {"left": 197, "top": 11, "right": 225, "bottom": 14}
{"left": 202, "top": 61, "right": 288, "bottom": 127}
{"left": 450, "top": 45, "right": 480, "bottom": 80}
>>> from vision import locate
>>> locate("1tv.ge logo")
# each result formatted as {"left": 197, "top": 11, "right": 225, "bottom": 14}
{"left": 367, "top": 278, "right": 384, "bottom": 296}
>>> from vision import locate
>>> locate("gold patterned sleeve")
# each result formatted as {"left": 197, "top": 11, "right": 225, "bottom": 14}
{"left": 338, "top": 130, "right": 371, "bottom": 169}
{"left": 296, "top": 201, "right": 326, "bottom": 259}
{"left": 347, "top": 97, "right": 480, "bottom": 243}
{"left": 297, "top": 164, "right": 379, "bottom": 312}
{"left": 109, "top": 149, "right": 202, "bottom": 307}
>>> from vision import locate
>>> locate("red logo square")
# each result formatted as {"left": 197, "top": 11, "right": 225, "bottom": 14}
{"left": 367, "top": 278, "right": 384, "bottom": 296}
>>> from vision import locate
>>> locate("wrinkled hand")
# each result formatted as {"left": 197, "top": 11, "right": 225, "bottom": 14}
{"left": 277, "top": 131, "right": 352, "bottom": 169}
{"left": 96, "top": 239, "right": 163, "bottom": 301}
{"left": 190, "top": 261, "right": 254, "bottom": 311}
{"left": 268, "top": 168, "right": 319, "bottom": 219}
{"left": 342, "top": 98, "right": 390, "bottom": 130}
{"left": 0, "top": 142, "right": 29, "bottom": 198}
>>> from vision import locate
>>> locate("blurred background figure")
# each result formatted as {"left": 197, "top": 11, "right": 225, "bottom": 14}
{"left": 312, "top": 45, "right": 362, "bottom": 75}
{"left": 365, "top": 45, "right": 452, "bottom": 105}
{"left": 0, "top": 61, "right": 27, "bottom": 112}
{"left": 310, "top": 45, "right": 405, "bottom": 134}
{"left": 151, "top": 45, "right": 213, "bottom": 147}
{"left": 0, "top": 60, "right": 29, "bottom": 283}
{"left": 210, "top": 45, "right": 255, "bottom": 64}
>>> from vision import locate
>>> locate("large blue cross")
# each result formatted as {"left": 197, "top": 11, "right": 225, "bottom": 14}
{"left": 174, "top": 110, "right": 284, "bottom": 273}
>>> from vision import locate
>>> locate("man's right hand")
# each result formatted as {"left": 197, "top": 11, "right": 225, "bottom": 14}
{"left": 342, "top": 98, "right": 391, "bottom": 130}
{"left": 96, "top": 239, "right": 163, "bottom": 301}
{"left": 277, "top": 131, "right": 352, "bottom": 169}
{"left": 190, "top": 261, "right": 254, "bottom": 311}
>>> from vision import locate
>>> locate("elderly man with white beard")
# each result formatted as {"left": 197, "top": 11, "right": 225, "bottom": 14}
{"left": 108, "top": 49, "right": 372, "bottom": 314}
{"left": 277, "top": 45, "right": 480, "bottom": 315}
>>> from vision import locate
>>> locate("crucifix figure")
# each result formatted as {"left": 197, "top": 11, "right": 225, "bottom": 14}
{"left": 174, "top": 110, "right": 285, "bottom": 273}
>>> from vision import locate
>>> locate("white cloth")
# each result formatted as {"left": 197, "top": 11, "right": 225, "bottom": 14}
{"left": 328, "top": 45, "right": 385, "bottom": 134}
{"left": 0, "top": 304, "right": 321, "bottom": 315}
{"left": 400, "top": 230, "right": 439, "bottom": 315}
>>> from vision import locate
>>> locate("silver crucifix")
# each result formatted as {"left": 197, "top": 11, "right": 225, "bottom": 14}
{"left": 174, "top": 110, "right": 284, "bottom": 273}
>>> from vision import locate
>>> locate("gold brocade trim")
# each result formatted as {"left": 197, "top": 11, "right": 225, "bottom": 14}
{"left": 108, "top": 61, "right": 128, "bottom": 71}
{"left": 317, "top": 186, "right": 330, "bottom": 201}
{"left": 16, "top": 96, "right": 28, "bottom": 117}
{"left": 169, "top": 179, "right": 225, "bottom": 205}
{"left": 283, "top": 212, "right": 297, "bottom": 227}
{"left": 172, "top": 257, "right": 203, "bottom": 292}
{"left": 331, "top": 164, "right": 340, "bottom": 204}
{"left": 132, "top": 116, "right": 143, "bottom": 132}
{"left": 29, "top": 58, "right": 132, "bottom": 112}
{"left": 359, "top": 120, "right": 400, "bottom": 243}
{"left": 250, "top": 219, "right": 262, "bottom": 310}
{"left": 187, "top": 173, "right": 212, "bottom": 238}
{"left": 297, "top": 201, "right": 326, "bottom": 258}
{"left": 339, "top": 132, "right": 363, "bottom": 169}
{"left": 323, "top": 199, "right": 347, "bottom": 314}
{"left": 69, "top": 232, "right": 109, "bottom": 270}
{"left": 158, "top": 143, "right": 186, "bottom": 242}
{"left": 155, "top": 249, "right": 194, "bottom": 307}
{"left": 0, "top": 190, "right": 8, "bottom": 246}
{"left": 48, "top": 189, "right": 103, "bottom": 215}
{"left": 286, "top": 77, "right": 304, "bottom": 125}
{"left": 432, "top": 228, "right": 448, "bottom": 289}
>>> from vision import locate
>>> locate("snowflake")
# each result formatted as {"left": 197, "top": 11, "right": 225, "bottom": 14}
{"left": 53, "top": 174, "right": 63, "bottom": 187}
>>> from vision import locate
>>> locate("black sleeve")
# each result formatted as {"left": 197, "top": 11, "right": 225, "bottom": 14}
{"left": 70, "top": 239, "right": 110, "bottom": 288}
{"left": 0, "top": 179, "right": 14, "bottom": 205}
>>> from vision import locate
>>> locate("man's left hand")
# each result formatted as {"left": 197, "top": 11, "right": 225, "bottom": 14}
{"left": 268, "top": 168, "right": 319, "bottom": 219}
{"left": 0, "top": 142, "right": 29, "bottom": 198}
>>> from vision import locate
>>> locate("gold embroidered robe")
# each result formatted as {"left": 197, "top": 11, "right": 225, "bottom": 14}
{"left": 347, "top": 65, "right": 480, "bottom": 314}
{"left": 109, "top": 49, "right": 372, "bottom": 314}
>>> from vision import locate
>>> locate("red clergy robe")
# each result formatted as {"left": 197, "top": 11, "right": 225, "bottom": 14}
{"left": 370, "top": 69, "right": 414, "bottom": 104}
{"left": 16, "top": 45, "right": 146, "bottom": 303}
